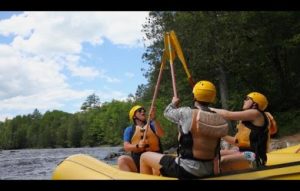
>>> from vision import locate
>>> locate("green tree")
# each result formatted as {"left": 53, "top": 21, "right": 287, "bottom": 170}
{"left": 81, "top": 93, "right": 101, "bottom": 111}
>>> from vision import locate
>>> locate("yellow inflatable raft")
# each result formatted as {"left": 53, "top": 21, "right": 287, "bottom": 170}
{"left": 268, "top": 143, "right": 300, "bottom": 154}
{"left": 52, "top": 146, "right": 300, "bottom": 180}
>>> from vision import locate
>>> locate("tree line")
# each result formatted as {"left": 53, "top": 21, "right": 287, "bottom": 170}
{"left": 1, "top": 11, "right": 300, "bottom": 150}
{"left": 0, "top": 95, "right": 133, "bottom": 149}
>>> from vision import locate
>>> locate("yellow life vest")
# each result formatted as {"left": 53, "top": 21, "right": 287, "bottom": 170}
{"left": 235, "top": 112, "right": 274, "bottom": 149}
{"left": 235, "top": 122, "right": 251, "bottom": 148}
{"left": 130, "top": 124, "right": 160, "bottom": 152}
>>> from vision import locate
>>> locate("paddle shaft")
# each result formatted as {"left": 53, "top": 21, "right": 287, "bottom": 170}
{"left": 142, "top": 52, "right": 166, "bottom": 143}
{"left": 167, "top": 33, "right": 178, "bottom": 98}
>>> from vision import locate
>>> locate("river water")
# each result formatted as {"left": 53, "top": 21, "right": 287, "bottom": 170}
{"left": 0, "top": 146, "right": 122, "bottom": 180}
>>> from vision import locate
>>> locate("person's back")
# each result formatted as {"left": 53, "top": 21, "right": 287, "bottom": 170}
{"left": 140, "top": 80, "right": 228, "bottom": 179}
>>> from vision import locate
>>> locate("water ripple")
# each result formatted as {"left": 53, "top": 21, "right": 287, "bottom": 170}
{"left": 0, "top": 146, "right": 122, "bottom": 180}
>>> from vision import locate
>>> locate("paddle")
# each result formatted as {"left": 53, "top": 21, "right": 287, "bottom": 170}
{"left": 169, "top": 30, "right": 195, "bottom": 88}
{"left": 141, "top": 51, "right": 167, "bottom": 151}
{"left": 141, "top": 31, "right": 195, "bottom": 151}
{"left": 167, "top": 32, "right": 178, "bottom": 98}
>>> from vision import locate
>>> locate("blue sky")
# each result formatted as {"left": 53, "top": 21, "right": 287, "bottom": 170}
{"left": 0, "top": 11, "right": 151, "bottom": 121}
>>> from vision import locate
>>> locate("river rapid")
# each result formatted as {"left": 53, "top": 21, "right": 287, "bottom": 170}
{"left": 0, "top": 146, "right": 122, "bottom": 180}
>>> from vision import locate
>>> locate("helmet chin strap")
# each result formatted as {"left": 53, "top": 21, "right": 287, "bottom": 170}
{"left": 134, "top": 117, "right": 146, "bottom": 125}
{"left": 251, "top": 103, "right": 258, "bottom": 110}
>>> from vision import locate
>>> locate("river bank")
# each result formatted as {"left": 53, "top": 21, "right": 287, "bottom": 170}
{"left": 270, "top": 133, "right": 300, "bottom": 151}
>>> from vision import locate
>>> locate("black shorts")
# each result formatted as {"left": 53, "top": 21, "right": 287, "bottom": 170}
{"left": 131, "top": 153, "right": 141, "bottom": 172}
{"left": 159, "top": 155, "right": 199, "bottom": 179}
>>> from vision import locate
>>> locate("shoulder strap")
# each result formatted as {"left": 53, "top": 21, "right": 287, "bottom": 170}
{"left": 199, "top": 105, "right": 214, "bottom": 113}
{"left": 130, "top": 124, "right": 136, "bottom": 140}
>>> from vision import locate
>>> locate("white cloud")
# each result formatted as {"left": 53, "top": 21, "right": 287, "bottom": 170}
{"left": 0, "top": 88, "right": 92, "bottom": 121}
{"left": 66, "top": 62, "right": 100, "bottom": 78}
{"left": 0, "top": 12, "right": 148, "bottom": 54}
{"left": 96, "top": 89, "right": 128, "bottom": 103}
{"left": 0, "top": 13, "right": 34, "bottom": 37}
{"left": 96, "top": 11, "right": 148, "bottom": 46}
{"left": 98, "top": 70, "right": 121, "bottom": 83}
{"left": 0, "top": 11, "right": 149, "bottom": 121}
{"left": 125, "top": 72, "right": 135, "bottom": 78}
{"left": 0, "top": 44, "right": 66, "bottom": 99}
{"left": 65, "top": 62, "right": 120, "bottom": 82}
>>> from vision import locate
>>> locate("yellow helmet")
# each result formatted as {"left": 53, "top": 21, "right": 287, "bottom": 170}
{"left": 247, "top": 92, "right": 268, "bottom": 111}
{"left": 192, "top": 80, "right": 216, "bottom": 103}
{"left": 129, "top": 105, "right": 143, "bottom": 121}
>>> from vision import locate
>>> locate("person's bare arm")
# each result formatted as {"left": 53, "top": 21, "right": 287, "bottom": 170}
{"left": 222, "top": 135, "right": 236, "bottom": 145}
{"left": 153, "top": 120, "right": 164, "bottom": 137}
{"left": 149, "top": 106, "right": 164, "bottom": 137}
{"left": 210, "top": 108, "right": 260, "bottom": 121}
{"left": 124, "top": 141, "right": 145, "bottom": 152}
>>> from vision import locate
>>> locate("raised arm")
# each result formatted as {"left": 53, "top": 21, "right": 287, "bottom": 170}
{"left": 210, "top": 108, "right": 261, "bottom": 122}
{"left": 164, "top": 97, "right": 181, "bottom": 123}
{"left": 149, "top": 106, "right": 164, "bottom": 137}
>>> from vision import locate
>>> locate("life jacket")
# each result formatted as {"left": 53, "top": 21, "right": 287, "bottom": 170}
{"left": 179, "top": 107, "right": 228, "bottom": 161}
{"left": 235, "top": 112, "right": 275, "bottom": 148}
{"left": 235, "top": 122, "right": 251, "bottom": 148}
{"left": 130, "top": 123, "right": 162, "bottom": 153}
{"left": 129, "top": 123, "right": 162, "bottom": 172}
{"left": 234, "top": 111, "right": 269, "bottom": 166}
{"left": 265, "top": 112, "right": 278, "bottom": 136}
